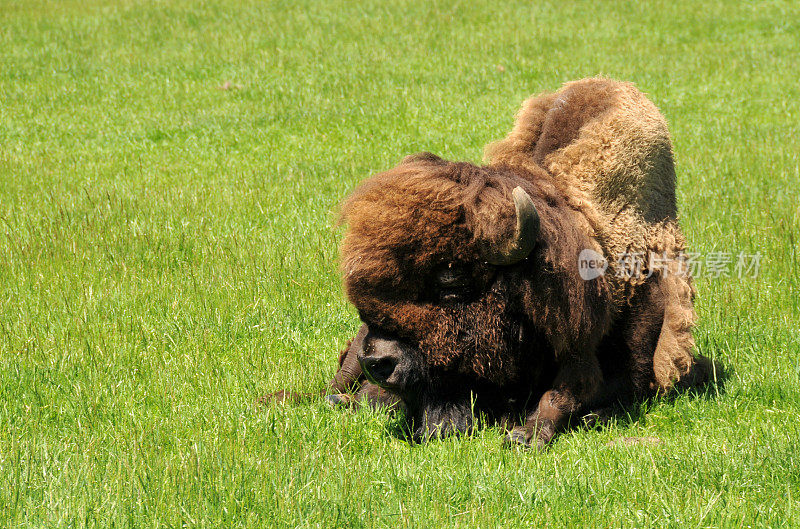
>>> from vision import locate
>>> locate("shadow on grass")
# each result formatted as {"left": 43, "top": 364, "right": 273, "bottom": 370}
{"left": 255, "top": 357, "right": 730, "bottom": 446}
{"left": 379, "top": 358, "right": 732, "bottom": 446}
{"left": 577, "top": 357, "right": 731, "bottom": 433}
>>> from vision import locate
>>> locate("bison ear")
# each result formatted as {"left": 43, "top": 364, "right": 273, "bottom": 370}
{"left": 401, "top": 152, "right": 446, "bottom": 165}
{"left": 478, "top": 186, "right": 539, "bottom": 266}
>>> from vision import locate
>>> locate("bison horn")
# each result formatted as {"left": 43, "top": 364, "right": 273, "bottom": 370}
{"left": 484, "top": 186, "right": 539, "bottom": 266}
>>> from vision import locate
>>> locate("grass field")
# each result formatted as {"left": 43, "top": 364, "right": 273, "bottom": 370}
{"left": 2, "top": 0, "right": 800, "bottom": 527}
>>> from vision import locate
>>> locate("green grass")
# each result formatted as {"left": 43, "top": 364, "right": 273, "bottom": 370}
{"left": 1, "top": 0, "right": 799, "bottom": 526}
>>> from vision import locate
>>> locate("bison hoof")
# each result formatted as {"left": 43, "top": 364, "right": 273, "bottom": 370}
{"left": 532, "top": 418, "right": 557, "bottom": 447}
{"left": 325, "top": 393, "right": 354, "bottom": 408}
{"left": 504, "top": 419, "right": 557, "bottom": 450}
{"left": 503, "top": 427, "right": 533, "bottom": 449}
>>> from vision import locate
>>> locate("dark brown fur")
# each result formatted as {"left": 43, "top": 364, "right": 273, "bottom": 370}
{"left": 341, "top": 158, "right": 611, "bottom": 372}
{"left": 261, "top": 79, "right": 710, "bottom": 446}
{"left": 335, "top": 156, "right": 617, "bottom": 442}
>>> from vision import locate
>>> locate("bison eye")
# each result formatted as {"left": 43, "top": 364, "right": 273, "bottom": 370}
{"left": 436, "top": 264, "right": 470, "bottom": 288}
{"left": 435, "top": 264, "right": 471, "bottom": 303}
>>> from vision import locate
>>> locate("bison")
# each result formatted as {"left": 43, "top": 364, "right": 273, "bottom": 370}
{"left": 270, "top": 78, "right": 712, "bottom": 448}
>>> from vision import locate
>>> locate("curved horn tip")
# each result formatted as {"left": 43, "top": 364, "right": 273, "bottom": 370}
{"left": 512, "top": 186, "right": 533, "bottom": 209}
{"left": 486, "top": 186, "right": 539, "bottom": 266}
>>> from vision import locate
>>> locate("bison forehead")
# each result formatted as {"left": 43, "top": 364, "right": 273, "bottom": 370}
{"left": 339, "top": 165, "right": 486, "bottom": 291}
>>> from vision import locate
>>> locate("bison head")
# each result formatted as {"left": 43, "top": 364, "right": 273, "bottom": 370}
{"left": 339, "top": 153, "right": 571, "bottom": 439}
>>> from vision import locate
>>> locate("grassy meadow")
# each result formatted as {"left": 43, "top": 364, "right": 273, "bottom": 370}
{"left": 1, "top": 0, "right": 799, "bottom": 526}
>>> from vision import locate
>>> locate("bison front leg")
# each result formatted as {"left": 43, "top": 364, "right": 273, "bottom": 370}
{"left": 506, "top": 354, "right": 602, "bottom": 449}
{"left": 326, "top": 324, "right": 369, "bottom": 394}
{"left": 257, "top": 324, "right": 370, "bottom": 406}
{"left": 326, "top": 381, "right": 405, "bottom": 412}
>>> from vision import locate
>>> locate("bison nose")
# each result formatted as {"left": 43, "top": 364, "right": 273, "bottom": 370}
{"left": 357, "top": 335, "right": 407, "bottom": 389}
{"left": 359, "top": 355, "right": 397, "bottom": 386}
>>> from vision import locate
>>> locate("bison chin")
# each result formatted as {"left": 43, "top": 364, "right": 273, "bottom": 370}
{"left": 392, "top": 375, "right": 540, "bottom": 442}
{"left": 411, "top": 393, "right": 476, "bottom": 441}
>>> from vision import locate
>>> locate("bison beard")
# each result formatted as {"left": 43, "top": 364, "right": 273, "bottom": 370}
{"left": 263, "top": 78, "right": 712, "bottom": 447}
